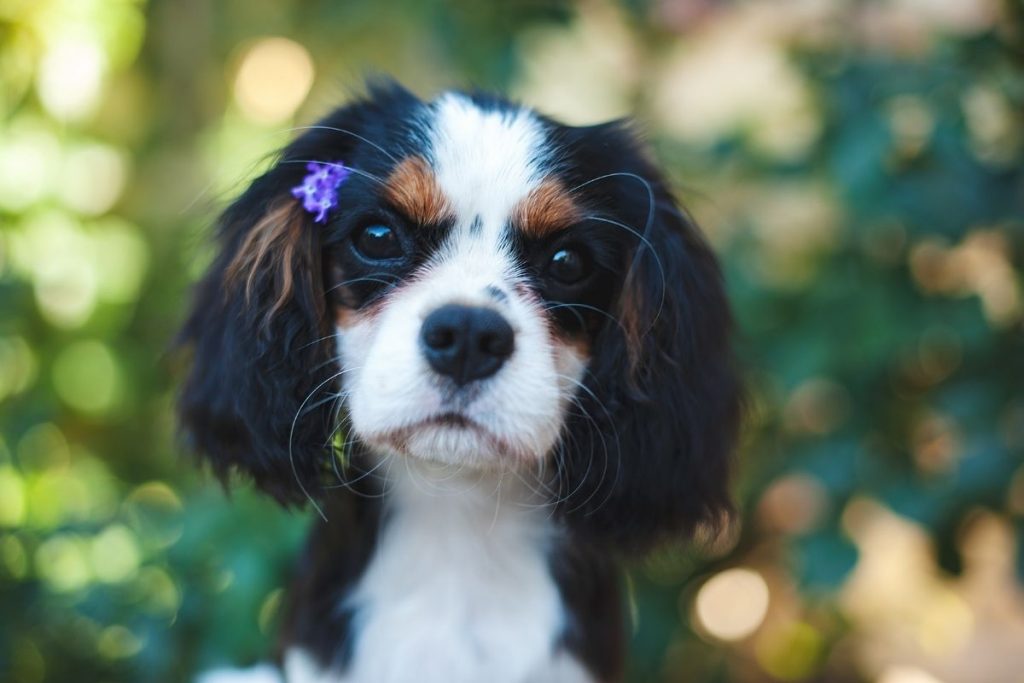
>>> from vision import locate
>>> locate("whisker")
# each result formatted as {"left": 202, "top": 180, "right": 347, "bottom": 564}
{"left": 555, "top": 371, "right": 623, "bottom": 515}
{"left": 542, "top": 301, "right": 627, "bottom": 334}
{"left": 287, "top": 366, "right": 362, "bottom": 520}
{"left": 569, "top": 172, "right": 656, "bottom": 242}
{"left": 571, "top": 171, "right": 668, "bottom": 335}
{"left": 279, "top": 159, "right": 386, "bottom": 187}
{"left": 582, "top": 214, "right": 668, "bottom": 333}
{"left": 323, "top": 449, "right": 395, "bottom": 496}
{"left": 298, "top": 333, "right": 343, "bottom": 351}
{"left": 286, "top": 125, "right": 401, "bottom": 165}
{"left": 325, "top": 275, "right": 400, "bottom": 296}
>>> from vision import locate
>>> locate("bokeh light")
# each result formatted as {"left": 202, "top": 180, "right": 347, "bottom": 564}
{"left": 232, "top": 37, "right": 315, "bottom": 125}
{"left": 35, "top": 534, "right": 93, "bottom": 592}
{"left": 694, "top": 567, "right": 771, "bottom": 641}
{"left": 124, "top": 482, "right": 184, "bottom": 549}
{"left": 0, "top": 336, "right": 37, "bottom": 401}
{"left": 754, "top": 620, "right": 825, "bottom": 681}
{"left": 52, "top": 340, "right": 124, "bottom": 416}
{"left": 0, "top": 466, "right": 27, "bottom": 527}
{"left": 878, "top": 666, "right": 946, "bottom": 683}
{"left": 36, "top": 37, "right": 106, "bottom": 121}
{"left": 58, "top": 143, "right": 127, "bottom": 216}
{"left": 0, "top": 119, "right": 60, "bottom": 212}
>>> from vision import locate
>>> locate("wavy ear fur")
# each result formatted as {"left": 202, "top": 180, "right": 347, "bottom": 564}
{"left": 177, "top": 82, "right": 420, "bottom": 503}
{"left": 177, "top": 181, "right": 334, "bottom": 503}
{"left": 555, "top": 125, "right": 743, "bottom": 552}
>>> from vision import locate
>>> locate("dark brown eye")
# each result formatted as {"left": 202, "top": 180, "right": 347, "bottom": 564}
{"left": 547, "top": 247, "right": 588, "bottom": 285}
{"left": 353, "top": 224, "right": 403, "bottom": 261}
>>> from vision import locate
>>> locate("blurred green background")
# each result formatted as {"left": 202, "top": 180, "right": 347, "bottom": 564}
{"left": 2, "top": 0, "right": 1023, "bottom": 681}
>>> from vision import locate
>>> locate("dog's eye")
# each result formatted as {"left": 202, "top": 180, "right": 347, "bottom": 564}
{"left": 547, "top": 247, "right": 588, "bottom": 285}
{"left": 353, "top": 224, "right": 404, "bottom": 261}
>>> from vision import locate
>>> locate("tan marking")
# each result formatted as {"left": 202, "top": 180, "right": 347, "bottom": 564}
{"left": 617, "top": 270, "right": 646, "bottom": 383}
{"left": 512, "top": 178, "right": 582, "bottom": 238}
{"left": 335, "top": 298, "right": 385, "bottom": 329}
{"left": 553, "top": 332, "right": 591, "bottom": 361}
{"left": 224, "top": 201, "right": 318, "bottom": 320}
{"left": 335, "top": 306, "right": 357, "bottom": 329}
{"left": 383, "top": 156, "right": 454, "bottom": 225}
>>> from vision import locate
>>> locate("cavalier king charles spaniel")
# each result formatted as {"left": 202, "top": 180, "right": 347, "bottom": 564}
{"left": 180, "top": 81, "right": 741, "bottom": 683}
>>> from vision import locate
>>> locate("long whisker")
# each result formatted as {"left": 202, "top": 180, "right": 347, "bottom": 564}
{"left": 280, "top": 159, "right": 386, "bottom": 187}
{"left": 288, "top": 366, "right": 362, "bottom": 520}
{"left": 322, "top": 449, "right": 396, "bottom": 496}
{"left": 325, "top": 275, "right": 400, "bottom": 296}
{"left": 542, "top": 302, "right": 628, "bottom": 334}
{"left": 569, "top": 172, "right": 656, "bottom": 242}
{"left": 286, "top": 125, "right": 401, "bottom": 165}
{"left": 555, "top": 371, "right": 623, "bottom": 515}
{"left": 582, "top": 214, "right": 668, "bottom": 333}
{"left": 571, "top": 171, "right": 668, "bottom": 335}
{"left": 505, "top": 383, "right": 607, "bottom": 513}
{"left": 577, "top": 366, "right": 624, "bottom": 516}
{"left": 298, "top": 333, "right": 343, "bottom": 351}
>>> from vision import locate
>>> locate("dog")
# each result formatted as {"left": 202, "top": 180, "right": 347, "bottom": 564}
{"left": 179, "top": 81, "right": 741, "bottom": 683}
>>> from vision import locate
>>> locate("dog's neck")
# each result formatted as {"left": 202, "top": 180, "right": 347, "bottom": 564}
{"left": 322, "top": 456, "right": 572, "bottom": 682}
{"left": 381, "top": 457, "right": 552, "bottom": 534}
{"left": 352, "top": 455, "right": 559, "bottom": 597}
{"left": 278, "top": 451, "right": 622, "bottom": 683}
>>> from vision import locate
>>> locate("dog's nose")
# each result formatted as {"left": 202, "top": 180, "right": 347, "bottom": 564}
{"left": 420, "top": 304, "right": 514, "bottom": 385}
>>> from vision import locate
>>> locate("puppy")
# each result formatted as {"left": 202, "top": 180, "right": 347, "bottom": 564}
{"left": 179, "top": 81, "right": 741, "bottom": 683}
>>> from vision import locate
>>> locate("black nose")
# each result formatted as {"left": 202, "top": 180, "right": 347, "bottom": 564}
{"left": 420, "top": 304, "right": 515, "bottom": 386}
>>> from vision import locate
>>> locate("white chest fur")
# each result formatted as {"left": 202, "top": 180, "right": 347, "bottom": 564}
{"left": 199, "top": 464, "right": 594, "bottom": 683}
{"left": 314, "top": 463, "right": 587, "bottom": 683}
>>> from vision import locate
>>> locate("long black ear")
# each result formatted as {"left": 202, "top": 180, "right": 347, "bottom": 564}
{"left": 555, "top": 127, "right": 743, "bottom": 552}
{"left": 176, "top": 173, "right": 335, "bottom": 504}
{"left": 176, "top": 83, "right": 419, "bottom": 504}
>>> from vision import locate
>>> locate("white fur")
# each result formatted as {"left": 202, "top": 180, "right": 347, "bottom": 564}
{"left": 194, "top": 465, "right": 597, "bottom": 683}
{"left": 340, "top": 93, "right": 586, "bottom": 471}
{"left": 314, "top": 462, "right": 590, "bottom": 683}
{"left": 312, "top": 97, "right": 594, "bottom": 682}
{"left": 196, "top": 95, "right": 598, "bottom": 683}
{"left": 427, "top": 92, "right": 549, "bottom": 232}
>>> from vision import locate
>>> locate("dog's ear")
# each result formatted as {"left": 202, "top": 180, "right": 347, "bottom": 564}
{"left": 555, "top": 126, "right": 743, "bottom": 552}
{"left": 177, "top": 170, "right": 334, "bottom": 504}
{"left": 176, "top": 83, "right": 418, "bottom": 503}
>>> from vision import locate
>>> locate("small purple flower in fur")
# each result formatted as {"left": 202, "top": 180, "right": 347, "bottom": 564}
{"left": 291, "top": 161, "right": 350, "bottom": 223}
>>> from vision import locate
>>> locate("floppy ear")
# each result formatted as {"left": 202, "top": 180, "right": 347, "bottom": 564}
{"left": 176, "top": 171, "right": 335, "bottom": 504}
{"left": 177, "top": 82, "right": 422, "bottom": 504}
{"left": 555, "top": 135, "right": 743, "bottom": 552}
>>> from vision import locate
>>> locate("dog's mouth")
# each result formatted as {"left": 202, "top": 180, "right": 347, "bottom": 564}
{"left": 393, "top": 411, "right": 494, "bottom": 444}
{"left": 370, "top": 411, "right": 527, "bottom": 465}
{"left": 418, "top": 412, "right": 477, "bottom": 430}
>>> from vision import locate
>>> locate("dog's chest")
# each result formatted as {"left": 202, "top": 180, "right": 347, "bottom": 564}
{"left": 300, "top": 471, "right": 589, "bottom": 683}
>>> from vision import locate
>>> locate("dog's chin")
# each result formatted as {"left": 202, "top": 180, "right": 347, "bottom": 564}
{"left": 360, "top": 416, "right": 538, "bottom": 471}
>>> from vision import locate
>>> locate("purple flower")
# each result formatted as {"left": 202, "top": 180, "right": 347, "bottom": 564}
{"left": 291, "top": 161, "right": 350, "bottom": 223}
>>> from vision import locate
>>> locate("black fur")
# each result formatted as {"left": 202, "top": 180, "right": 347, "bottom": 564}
{"left": 275, "top": 455, "right": 385, "bottom": 672}
{"left": 176, "top": 81, "right": 741, "bottom": 680}
{"left": 550, "top": 538, "right": 626, "bottom": 682}
{"left": 177, "top": 82, "right": 425, "bottom": 503}
{"left": 547, "top": 122, "right": 742, "bottom": 552}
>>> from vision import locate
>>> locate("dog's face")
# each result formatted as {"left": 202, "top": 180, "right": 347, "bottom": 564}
{"left": 179, "top": 84, "right": 741, "bottom": 550}
{"left": 335, "top": 94, "right": 610, "bottom": 469}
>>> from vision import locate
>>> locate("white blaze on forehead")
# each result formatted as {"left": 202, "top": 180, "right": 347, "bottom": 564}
{"left": 337, "top": 92, "right": 585, "bottom": 476}
{"left": 427, "top": 93, "right": 548, "bottom": 236}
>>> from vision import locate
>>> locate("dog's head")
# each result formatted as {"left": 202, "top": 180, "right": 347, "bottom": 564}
{"left": 178, "top": 82, "right": 741, "bottom": 550}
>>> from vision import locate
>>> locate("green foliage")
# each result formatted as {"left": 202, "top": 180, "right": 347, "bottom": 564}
{"left": 1, "top": 1, "right": 1022, "bottom": 682}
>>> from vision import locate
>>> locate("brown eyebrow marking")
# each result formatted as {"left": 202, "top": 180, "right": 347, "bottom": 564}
{"left": 382, "top": 155, "right": 454, "bottom": 225}
{"left": 511, "top": 177, "right": 583, "bottom": 238}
